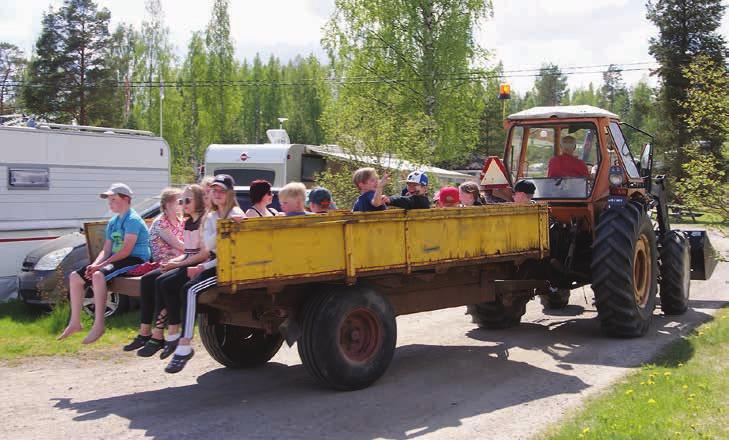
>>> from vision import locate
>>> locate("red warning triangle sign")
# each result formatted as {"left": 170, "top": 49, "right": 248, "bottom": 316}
{"left": 480, "top": 156, "right": 510, "bottom": 189}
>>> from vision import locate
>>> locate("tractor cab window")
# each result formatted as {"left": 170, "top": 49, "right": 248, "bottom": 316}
{"left": 608, "top": 122, "right": 641, "bottom": 179}
{"left": 508, "top": 122, "right": 600, "bottom": 199}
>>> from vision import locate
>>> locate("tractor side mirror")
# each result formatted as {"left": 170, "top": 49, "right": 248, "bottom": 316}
{"left": 640, "top": 143, "right": 652, "bottom": 176}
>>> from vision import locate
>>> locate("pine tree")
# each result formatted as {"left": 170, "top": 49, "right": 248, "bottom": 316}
{"left": 647, "top": 0, "right": 728, "bottom": 177}
{"left": 24, "top": 0, "right": 113, "bottom": 124}
{"left": 532, "top": 63, "right": 568, "bottom": 106}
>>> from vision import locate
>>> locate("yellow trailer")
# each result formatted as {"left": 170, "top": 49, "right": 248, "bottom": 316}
{"left": 84, "top": 204, "right": 550, "bottom": 390}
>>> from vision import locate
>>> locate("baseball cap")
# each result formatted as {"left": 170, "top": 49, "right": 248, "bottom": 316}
{"left": 211, "top": 174, "right": 235, "bottom": 190}
{"left": 308, "top": 187, "right": 335, "bottom": 209}
{"left": 405, "top": 170, "right": 429, "bottom": 186}
{"left": 100, "top": 183, "right": 133, "bottom": 199}
{"left": 437, "top": 186, "right": 460, "bottom": 205}
{"left": 514, "top": 179, "right": 536, "bottom": 195}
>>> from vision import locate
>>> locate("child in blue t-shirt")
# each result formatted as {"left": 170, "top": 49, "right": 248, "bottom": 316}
{"left": 352, "top": 167, "right": 389, "bottom": 212}
{"left": 58, "top": 183, "right": 151, "bottom": 345}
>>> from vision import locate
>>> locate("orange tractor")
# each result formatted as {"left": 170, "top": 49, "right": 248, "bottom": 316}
{"left": 480, "top": 105, "right": 717, "bottom": 337}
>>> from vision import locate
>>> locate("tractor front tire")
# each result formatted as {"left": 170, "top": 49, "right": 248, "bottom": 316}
{"left": 591, "top": 202, "right": 658, "bottom": 337}
{"left": 659, "top": 231, "right": 691, "bottom": 315}
{"left": 199, "top": 313, "right": 284, "bottom": 368}
{"left": 467, "top": 296, "right": 530, "bottom": 329}
{"left": 297, "top": 286, "right": 396, "bottom": 391}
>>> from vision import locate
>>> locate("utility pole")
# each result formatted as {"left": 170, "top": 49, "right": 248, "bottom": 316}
{"left": 159, "top": 78, "right": 164, "bottom": 138}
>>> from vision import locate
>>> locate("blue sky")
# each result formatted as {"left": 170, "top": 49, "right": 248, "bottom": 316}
{"left": 1, "top": 0, "right": 727, "bottom": 94}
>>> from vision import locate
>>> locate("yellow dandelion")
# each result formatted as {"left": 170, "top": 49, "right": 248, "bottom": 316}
{"left": 648, "top": 398, "right": 657, "bottom": 404}
{"left": 625, "top": 389, "right": 634, "bottom": 395}
{"left": 687, "top": 397, "right": 694, "bottom": 402}
{"left": 640, "top": 381, "right": 646, "bottom": 385}
{"left": 698, "top": 331, "right": 705, "bottom": 336}
{"left": 582, "top": 427, "right": 590, "bottom": 434}
{"left": 677, "top": 363, "right": 684, "bottom": 367}
{"left": 664, "top": 372, "right": 672, "bottom": 377}
{"left": 647, "top": 380, "right": 655, "bottom": 385}
{"left": 682, "top": 384, "right": 688, "bottom": 390}
{"left": 689, "top": 393, "right": 696, "bottom": 398}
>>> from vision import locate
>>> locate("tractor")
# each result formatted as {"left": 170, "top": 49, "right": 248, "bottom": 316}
{"left": 478, "top": 105, "right": 717, "bottom": 337}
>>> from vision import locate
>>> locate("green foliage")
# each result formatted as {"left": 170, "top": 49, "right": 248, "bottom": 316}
{"left": 322, "top": 0, "right": 493, "bottom": 163}
{"left": 204, "top": 0, "right": 237, "bottom": 143}
{"left": 681, "top": 54, "right": 729, "bottom": 173}
{"left": 23, "top": 0, "right": 114, "bottom": 125}
{"left": 530, "top": 63, "right": 568, "bottom": 106}
{"left": 0, "top": 42, "right": 26, "bottom": 114}
{"left": 647, "top": 0, "right": 728, "bottom": 179}
{"left": 674, "top": 145, "right": 728, "bottom": 232}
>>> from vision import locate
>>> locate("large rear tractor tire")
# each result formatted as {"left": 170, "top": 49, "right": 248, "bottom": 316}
{"left": 591, "top": 202, "right": 658, "bottom": 337}
{"left": 539, "top": 289, "right": 570, "bottom": 310}
{"left": 297, "top": 286, "right": 396, "bottom": 391}
{"left": 659, "top": 231, "right": 691, "bottom": 315}
{"left": 467, "top": 296, "right": 530, "bottom": 329}
{"left": 199, "top": 313, "right": 284, "bottom": 368}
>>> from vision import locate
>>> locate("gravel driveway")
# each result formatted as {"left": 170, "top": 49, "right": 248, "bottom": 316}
{"left": 1, "top": 231, "right": 726, "bottom": 440}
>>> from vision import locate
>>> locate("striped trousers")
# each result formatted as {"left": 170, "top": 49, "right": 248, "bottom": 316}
{"left": 181, "top": 267, "right": 217, "bottom": 340}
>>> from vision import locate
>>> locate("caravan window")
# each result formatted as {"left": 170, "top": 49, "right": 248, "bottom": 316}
{"left": 213, "top": 169, "right": 275, "bottom": 187}
{"left": 8, "top": 167, "right": 50, "bottom": 189}
{"left": 302, "top": 155, "right": 326, "bottom": 182}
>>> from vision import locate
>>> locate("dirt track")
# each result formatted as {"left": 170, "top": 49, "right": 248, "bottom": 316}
{"left": 1, "top": 231, "right": 726, "bottom": 440}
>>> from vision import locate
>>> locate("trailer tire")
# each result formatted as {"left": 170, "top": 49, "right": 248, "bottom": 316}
{"left": 539, "top": 289, "right": 570, "bottom": 310}
{"left": 467, "top": 296, "right": 529, "bottom": 329}
{"left": 297, "top": 286, "right": 396, "bottom": 391}
{"left": 591, "top": 202, "right": 657, "bottom": 337}
{"left": 659, "top": 231, "right": 691, "bottom": 315}
{"left": 198, "top": 313, "right": 284, "bottom": 368}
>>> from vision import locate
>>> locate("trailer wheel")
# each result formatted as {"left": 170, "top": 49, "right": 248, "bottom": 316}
{"left": 659, "top": 231, "right": 691, "bottom": 315}
{"left": 539, "top": 289, "right": 570, "bottom": 310}
{"left": 591, "top": 202, "right": 657, "bottom": 337}
{"left": 297, "top": 286, "right": 396, "bottom": 391}
{"left": 467, "top": 296, "right": 529, "bottom": 329}
{"left": 198, "top": 313, "right": 283, "bottom": 368}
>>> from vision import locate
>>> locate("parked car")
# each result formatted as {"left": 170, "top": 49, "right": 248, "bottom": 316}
{"left": 18, "top": 188, "right": 280, "bottom": 317}
{"left": 18, "top": 197, "right": 161, "bottom": 317}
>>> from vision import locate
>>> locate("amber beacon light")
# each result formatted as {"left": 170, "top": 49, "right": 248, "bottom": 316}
{"left": 498, "top": 83, "right": 511, "bottom": 100}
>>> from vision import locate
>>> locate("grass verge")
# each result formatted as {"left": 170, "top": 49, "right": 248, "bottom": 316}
{"left": 542, "top": 306, "right": 729, "bottom": 439}
{"left": 0, "top": 300, "right": 139, "bottom": 360}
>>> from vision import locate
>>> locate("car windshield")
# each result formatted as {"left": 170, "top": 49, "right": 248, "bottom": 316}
{"left": 507, "top": 122, "right": 600, "bottom": 199}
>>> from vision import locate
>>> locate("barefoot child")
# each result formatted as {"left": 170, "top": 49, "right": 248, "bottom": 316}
{"left": 58, "top": 183, "right": 150, "bottom": 344}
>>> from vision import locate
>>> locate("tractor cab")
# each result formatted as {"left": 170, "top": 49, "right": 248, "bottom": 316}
{"left": 503, "top": 105, "right": 646, "bottom": 227}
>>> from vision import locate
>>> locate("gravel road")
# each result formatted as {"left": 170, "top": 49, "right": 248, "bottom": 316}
{"left": 1, "top": 231, "right": 726, "bottom": 440}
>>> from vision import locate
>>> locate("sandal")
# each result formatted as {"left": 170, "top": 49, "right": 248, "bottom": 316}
{"left": 123, "top": 334, "right": 150, "bottom": 352}
{"left": 165, "top": 349, "right": 194, "bottom": 374}
{"left": 137, "top": 338, "right": 164, "bottom": 357}
{"left": 160, "top": 338, "right": 179, "bottom": 360}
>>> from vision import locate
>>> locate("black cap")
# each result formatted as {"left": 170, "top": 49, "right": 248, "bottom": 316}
{"left": 211, "top": 174, "right": 235, "bottom": 190}
{"left": 514, "top": 179, "right": 536, "bottom": 195}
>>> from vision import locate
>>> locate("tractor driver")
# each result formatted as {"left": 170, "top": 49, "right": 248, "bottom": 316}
{"left": 547, "top": 135, "right": 590, "bottom": 178}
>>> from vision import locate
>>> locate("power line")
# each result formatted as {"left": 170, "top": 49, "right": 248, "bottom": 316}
{"left": 3, "top": 62, "right": 657, "bottom": 89}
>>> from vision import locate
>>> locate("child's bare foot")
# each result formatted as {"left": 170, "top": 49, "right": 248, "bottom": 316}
{"left": 82, "top": 326, "right": 105, "bottom": 344}
{"left": 57, "top": 324, "right": 82, "bottom": 341}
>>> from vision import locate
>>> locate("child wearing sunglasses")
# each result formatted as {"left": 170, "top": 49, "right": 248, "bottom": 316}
{"left": 123, "top": 184, "right": 206, "bottom": 359}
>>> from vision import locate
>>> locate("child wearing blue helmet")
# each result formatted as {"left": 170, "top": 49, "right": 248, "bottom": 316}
{"left": 384, "top": 171, "right": 431, "bottom": 210}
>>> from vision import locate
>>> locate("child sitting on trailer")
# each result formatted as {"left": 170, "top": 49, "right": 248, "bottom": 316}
{"left": 279, "top": 182, "right": 312, "bottom": 216}
{"left": 352, "top": 167, "right": 389, "bottom": 212}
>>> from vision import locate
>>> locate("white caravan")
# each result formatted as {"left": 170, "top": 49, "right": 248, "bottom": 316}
{"left": 204, "top": 129, "right": 470, "bottom": 188}
{"left": 0, "top": 121, "right": 170, "bottom": 297}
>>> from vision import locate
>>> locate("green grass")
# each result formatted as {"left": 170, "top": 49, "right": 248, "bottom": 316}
{"left": 542, "top": 307, "right": 729, "bottom": 439}
{"left": 0, "top": 300, "right": 140, "bottom": 360}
